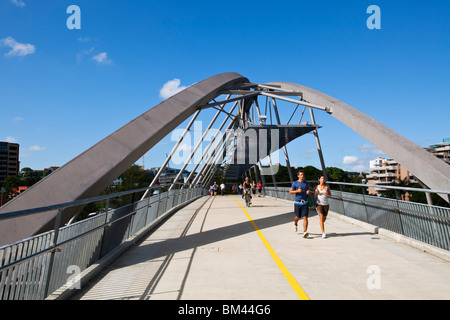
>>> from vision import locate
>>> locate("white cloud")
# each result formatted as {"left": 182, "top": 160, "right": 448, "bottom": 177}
{"left": 351, "top": 164, "right": 368, "bottom": 172}
{"left": 0, "top": 37, "right": 35, "bottom": 57}
{"left": 5, "top": 136, "right": 18, "bottom": 143}
{"left": 92, "top": 52, "right": 112, "bottom": 65}
{"left": 29, "top": 145, "right": 45, "bottom": 152}
{"left": 76, "top": 47, "right": 94, "bottom": 63}
{"left": 342, "top": 155, "right": 370, "bottom": 172}
{"left": 11, "top": 0, "right": 25, "bottom": 7}
{"left": 77, "top": 37, "right": 91, "bottom": 42}
{"left": 300, "top": 148, "right": 316, "bottom": 159}
{"left": 13, "top": 116, "right": 24, "bottom": 123}
{"left": 358, "top": 143, "right": 384, "bottom": 155}
{"left": 159, "top": 79, "right": 187, "bottom": 99}
{"left": 342, "top": 155, "right": 358, "bottom": 165}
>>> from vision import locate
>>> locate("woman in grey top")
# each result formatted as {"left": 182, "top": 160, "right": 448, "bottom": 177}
{"left": 314, "top": 175, "right": 331, "bottom": 238}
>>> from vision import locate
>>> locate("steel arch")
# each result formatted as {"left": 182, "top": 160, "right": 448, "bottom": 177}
{"left": 0, "top": 72, "right": 248, "bottom": 246}
{"left": 265, "top": 81, "right": 450, "bottom": 201}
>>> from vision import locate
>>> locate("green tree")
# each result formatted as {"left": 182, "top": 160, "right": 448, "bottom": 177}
{"left": 302, "top": 165, "right": 323, "bottom": 181}
{"left": 326, "top": 167, "right": 348, "bottom": 182}
{"left": 3, "top": 176, "right": 20, "bottom": 193}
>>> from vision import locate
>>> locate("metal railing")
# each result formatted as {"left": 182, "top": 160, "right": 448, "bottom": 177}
{"left": 0, "top": 183, "right": 207, "bottom": 300}
{"left": 264, "top": 181, "right": 450, "bottom": 251}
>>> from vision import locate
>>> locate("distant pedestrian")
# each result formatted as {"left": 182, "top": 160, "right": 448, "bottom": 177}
{"left": 213, "top": 182, "right": 218, "bottom": 196}
{"left": 220, "top": 183, "right": 225, "bottom": 195}
{"left": 289, "top": 170, "right": 310, "bottom": 237}
{"left": 257, "top": 181, "right": 262, "bottom": 197}
{"left": 314, "top": 175, "right": 331, "bottom": 238}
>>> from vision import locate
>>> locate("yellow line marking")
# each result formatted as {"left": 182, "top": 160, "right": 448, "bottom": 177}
{"left": 230, "top": 196, "right": 310, "bottom": 300}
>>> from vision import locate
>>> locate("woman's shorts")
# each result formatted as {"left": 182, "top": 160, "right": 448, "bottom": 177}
{"left": 294, "top": 203, "right": 309, "bottom": 218}
{"left": 316, "top": 204, "right": 329, "bottom": 216}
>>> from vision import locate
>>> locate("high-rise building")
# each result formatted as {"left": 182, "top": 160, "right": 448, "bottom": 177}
{"left": 0, "top": 141, "right": 20, "bottom": 187}
{"left": 367, "top": 138, "right": 449, "bottom": 197}
{"left": 366, "top": 157, "right": 417, "bottom": 197}
{"left": 425, "top": 138, "right": 450, "bottom": 165}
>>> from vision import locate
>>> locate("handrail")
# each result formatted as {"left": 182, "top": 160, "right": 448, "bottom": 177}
{"left": 325, "top": 181, "right": 450, "bottom": 195}
{"left": 0, "top": 188, "right": 180, "bottom": 272}
{"left": 0, "top": 183, "right": 201, "bottom": 274}
{"left": 0, "top": 182, "right": 192, "bottom": 221}
{"left": 263, "top": 180, "right": 450, "bottom": 195}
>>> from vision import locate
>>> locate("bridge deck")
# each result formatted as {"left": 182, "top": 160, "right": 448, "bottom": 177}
{"left": 71, "top": 195, "right": 450, "bottom": 300}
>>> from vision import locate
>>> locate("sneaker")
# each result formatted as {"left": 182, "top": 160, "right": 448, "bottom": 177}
{"left": 294, "top": 224, "right": 298, "bottom": 232}
{"left": 322, "top": 233, "right": 327, "bottom": 238}
{"left": 303, "top": 232, "right": 309, "bottom": 238}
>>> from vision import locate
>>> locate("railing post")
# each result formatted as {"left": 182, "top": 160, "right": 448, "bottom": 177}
{"left": 339, "top": 184, "right": 346, "bottom": 216}
{"left": 393, "top": 190, "right": 405, "bottom": 235}
{"left": 361, "top": 186, "right": 370, "bottom": 223}
{"left": 44, "top": 208, "right": 63, "bottom": 298}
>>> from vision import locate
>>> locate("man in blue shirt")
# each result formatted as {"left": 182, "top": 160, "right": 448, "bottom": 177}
{"left": 289, "top": 170, "right": 310, "bottom": 237}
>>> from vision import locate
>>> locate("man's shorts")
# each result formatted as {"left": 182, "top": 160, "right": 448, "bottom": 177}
{"left": 294, "top": 203, "right": 309, "bottom": 218}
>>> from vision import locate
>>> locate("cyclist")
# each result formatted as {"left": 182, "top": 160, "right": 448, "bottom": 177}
{"left": 243, "top": 177, "right": 252, "bottom": 206}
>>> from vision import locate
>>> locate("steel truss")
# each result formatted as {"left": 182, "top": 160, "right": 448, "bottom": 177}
{"left": 143, "top": 82, "right": 329, "bottom": 198}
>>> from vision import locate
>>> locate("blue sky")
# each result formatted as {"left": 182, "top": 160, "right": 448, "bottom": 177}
{"left": 1, "top": 0, "right": 449, "bottom": 175}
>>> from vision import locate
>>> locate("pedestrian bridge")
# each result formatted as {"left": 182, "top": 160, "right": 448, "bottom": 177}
{"left": 1, "top": 185, "right": 450, "bottom": 301}
{"left": 1, "top": 71, "right": 449, "bottom": 301}
{"left": 62, "top": 194, "right": 450, "bottom": 300}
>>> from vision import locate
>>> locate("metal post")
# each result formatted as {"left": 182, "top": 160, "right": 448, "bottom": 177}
{"left": 271, "top": 98, "right": 294, "bottom": 183}
{"left": 44, "top": 208, "right": 63, "bottom": 297}
{"left": 268, "top": 154, "right": 278, "bottom": 188}
{"left": 361, "top": 186, "right": 370, "bottom": 223}
{"left": 191, "top": 125, "right": 234, "bottom": 187}
{"left": 309, "top": 107, "right": 328, "bottom": 182}
{"left": 141, "top": 110, "right": 201, "bottom": 199}
{"left": 184, "top": 102, "right": 238, "bottom": 187}
{"left": 168, "top": 99, "right": 229, "bottom": 191}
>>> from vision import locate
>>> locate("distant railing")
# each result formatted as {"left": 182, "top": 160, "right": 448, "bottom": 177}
{"left": 0, "top": 184, "right": 207, "bottom": 300}
{"left": 263, "top": 181, "right": 450, "bottom": 251}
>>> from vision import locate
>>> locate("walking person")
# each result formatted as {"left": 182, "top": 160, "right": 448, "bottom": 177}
{"left": 220, "top": 182, "right": 225, "bottom": 195}
{"left": 314, "top": 175, "right": 331, "bottom": 238}
{"left": 257, "top": 181, "right": 262, "bottom": 197}
{"left": 289, "top": 170, "right": 310, "bottom": 238}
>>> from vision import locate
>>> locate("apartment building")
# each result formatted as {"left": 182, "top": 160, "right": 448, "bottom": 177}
{"left": 0, "top": 141, "right": 20, "bottom": 187}
{"left": 367, "top": 138, "right": 449, "bottom": 197}
{"left": 425, "top": 138, "right": 450, "bottom": 165}
{"left": 366, "top": 157, "right": 416, "bottom": 196}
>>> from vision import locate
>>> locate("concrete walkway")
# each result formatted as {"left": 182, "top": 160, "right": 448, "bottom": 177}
{"left": 71, "top": 195, "right": 450, "bottom": 300}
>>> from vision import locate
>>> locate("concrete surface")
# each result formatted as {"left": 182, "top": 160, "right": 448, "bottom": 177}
{"left": 71, "top": 195, "right": 450, "bottom": 300}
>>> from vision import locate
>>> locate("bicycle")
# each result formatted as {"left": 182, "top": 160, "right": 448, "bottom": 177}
{"left": 244, "top": 189, "right": 252, "bottom": 207}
